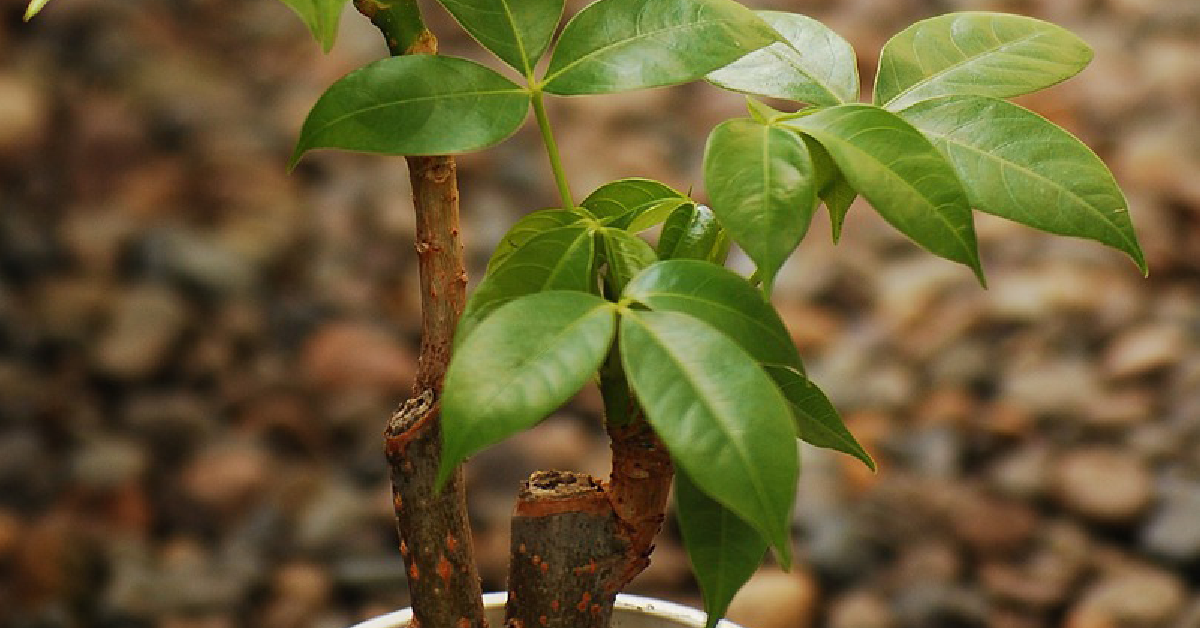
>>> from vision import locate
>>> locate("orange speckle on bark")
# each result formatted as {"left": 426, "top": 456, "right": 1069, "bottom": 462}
{"left": 540, "top": 561, "right": 549, "bottom": 574}
{"left": 446, "top": 533, "right": 459, "bottom": 552}
{"left": 550, "top": 600, "right": 559, "bottom": 611}
{"left": 409, "top": 563, "right": 420, "bottom": 581}
{"left": 393, "top": 494, "right": 403, "bottom": 511}
{"left": 531, "top": 555, "right": 541, "bottom": 565}
{"left": 457, "top": 619, "right": 469, "bottom": 628}
{"left": 538, "top": 615, "right": 548, "bottom": 627}
{"left": 437, "top": 555, "right": 452, "bottom": 583}
{"left": 399, "top": 540, "right": 409, "bottom": 556}
{"left": 518, "top": 543, "right": 527, "bottom": 554}
{"left": 577, "top": 592, "right": 591, "bottom": 612}
{"left": 590, "top": 604, "right": 601, "bottom": 616}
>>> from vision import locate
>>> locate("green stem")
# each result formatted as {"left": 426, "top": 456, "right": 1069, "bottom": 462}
{"left": 531, "top": 89, "right": 575, "bottom": 209}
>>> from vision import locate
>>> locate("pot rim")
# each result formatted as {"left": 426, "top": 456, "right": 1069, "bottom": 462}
{"left": 348, "top": 592, "right": 740, "bottom": 628}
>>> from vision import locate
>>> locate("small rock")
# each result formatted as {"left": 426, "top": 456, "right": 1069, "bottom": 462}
{"left": 951, "top": 494, "right": 1038, "bottom": 556}
{"left": 261, "top": 561, "right": 333, "bottom": 628}
{"left": 1104, "top": 323, "right": 1188, "bottom": 379}
{"left": 726, "top": 568, "right": 819, "bottom": 628}
{"left": 301, "top": 321, "right": 415, "bottom": 395}
{"left": 181, "top": 439, "right": 272, "bottom": 516}
{"left": 0, "top": 73, "right": 46, "bottom": 154}
{"left": 92, "top": 284, "right": 189, "bottom": 381}
{"left": 1065, "top": 567, "right": 1186, "bottom": 628}
{"left": 71, "top": 437, "right": 147, "bottom": 491}
{"left": 892, "top": 541, "right": 963, "bottom": 586}
{"left": 989, "top": 442, "right": 1053, "bottom": 500}
{"left": 1004, "top": 358, "right": 1103, "bottom": 417}
{"left": 1053, "top": 447, "right": 1153, "bottom": 524}
{"left": 894, "top": 583, "right": 988, "bottom": 628}
{"left": 1084, "top": 388, "right": 1155, "bottom": 428}
{"left": 828, "top": 590, "right": 896, "bottom": 628}
{"left": 1141, "top": 486, "right": 1200, "bottom": 563}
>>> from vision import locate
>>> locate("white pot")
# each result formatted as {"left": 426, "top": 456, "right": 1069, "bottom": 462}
{"left": 349, "top": 592, "right": 744, "bottom": 628}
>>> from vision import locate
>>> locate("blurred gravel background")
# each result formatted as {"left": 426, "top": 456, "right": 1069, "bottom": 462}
{"left": 2, "top": 0, "right": 1199, "bottom": 626}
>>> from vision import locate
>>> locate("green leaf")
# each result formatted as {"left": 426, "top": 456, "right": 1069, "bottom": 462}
{"left": 23, "top": 0, "right": 52, "bottom": 20}
{"left": 439, "top": 291, "right": 617, "bottom": 486}
{"left": 437, "top": 0, "right": 564, "bottom": 75}
{"left": 620, "top": 310, "right": 797, "bottom": 563}
{"left": 292, "top": 55, "right": 530, "bottom": 163}
{"left": 458, "top": 224, "right": 596, "bottom": 343}
{"left": 675, "top": 467, "right": 767, "bottom": 628}
{"left": 763, "top": 364, "right": 874, "bottom": 470}
{"left": 487, "top": 209, "right": 585, "bottom": 273}
{"left": 279, "top": 0, "right": 350, "bottom": 52}
{"left": 581, "top": 178, "right": 684, "bottom": 221}
{"left": 599, "top": 228, "right": 658, "bottom": 295}
{"left": 542, "top": 0, "right": 780, "bottom": 95}
{"left": 874, "top": 12, "right": 1093, "bottom": 111}
{"left": 703, "top": 118, "right": 818, "bottom": 290}
{"left": 898, "top": 95, "right": 1146, "bottom": 273}
{"left": 623, "top": 259, "right": 805, "bottom": 374}
{"left": 708, "top": 10, "right": 858, "bottom": 106}
{"left": 785, "top": 104, "right": 983, "bottom": 281}
{"left": 803, "top": 136, "right": 857, "bottom": 242}
{"left": 625, "top": 198, "right": 690, "bottom": 233}
{"left": 821, "top": 174, "right": 857, "bottom": 243}
{"left": 657, "top": 203, "right": 730, "bottom": 263}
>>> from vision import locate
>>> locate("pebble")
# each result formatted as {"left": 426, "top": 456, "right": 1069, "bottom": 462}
{"left": 301, "top": 321, "right": 415, "bottom": 395}
{"left": 0, "top": 73, "right": 46, "bottom": 154}
{"left": 181, "top": 439, "right": 272, "bottom": 516}
{"left": 950, "top": 494, "right": 1038, "bottom": 557}
{"left": 1065, "top": 567, "right": 1186, "bottom": 628}
{"left": 1103, "top": 323, "right": 1188, "bottom": 379}
{"left": 1141, "top": 486, "right": 1200, "bottom": 563}
{"left": 1053, "top": 447, "right": 1154, "bottom": 524}
{"left": 726, "top": 568, "right": 818, "bottom": 628}
{"left": 828, "top": 590, "right": 896, "bottom": 628}
{"left": 92, "top": 284, "right": 190, "bottom": 381}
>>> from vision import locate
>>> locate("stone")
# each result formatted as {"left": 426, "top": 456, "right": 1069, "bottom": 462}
{"left": 92, "top": 284, "right": 189, "bottom": 381}
{"left": 894, "top": 583, "right": 989, "bottom": 628}
{"left": 181, "top": 439, "right": 272, "bottom": 516}
{"left": 1053, "top": 447, "right": 1154, "bottom": 524}
{"left": 0, "top": 73, "right": 47, "bottom": 154}
{"left": 989, "top": 442, "right": 1053, "bottom": 500}
{"left": 828, "top": 590, "right": 896, "bottom": 628}
{"left": 1104, "top": 323, "right": 1188, "bottom": 380}
{"left": 301, "top": 321, "right": 415, "bottom": 395}
{"left": 726, "top": 568, "right": 819, "bottom": 628}
{"left": 1141, "top": 486, "right": 1200, "bottom": 563}
{"left": 1065, "top": 567, "right": 1186, "bottom": 628}
{"left": 950, "top": 493, "right": 1038, "bottom": 557}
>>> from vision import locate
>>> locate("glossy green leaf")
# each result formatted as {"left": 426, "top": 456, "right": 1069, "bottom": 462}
{"left": 657, "top": 203, "right": 730, "bottom": 263}
{"left": 875, "top": 12, "right": 1093, "bottom": 111}
{"left": 279, "top": 0, "right": 350, "bottom": 52}
{"left": 675, "top": 467, "right": 767, "bottom": 628}
{"left": 898, "top": 95, "right": 1146, "bottom": 273}
{"left": 624, "top": 259, "right": 804, "bottom": 374}
{"left": 581, "top": 178, "right": 684, "bottom": 221}
{"left": 542, "top": 0, "right": 780, "bottom": 95}
{"left": 439, "top": 291, "right": 617, "bottom": 486}
{"left": 457, "top": 224, "right": 596, "bottom": 343}
{"left": 23, "top": 0, "right": 52, "bottom": 20}
{"left": 763, "top": 364, "right": 874, "bottom": 470}
{"left": 708, "top": 10, "right": 858, "bottom": 106}
{"left": 821, "top": 174, "right": 857, "bottom": 243}
{"left": 487, "top": 209, "right": 585, "bottom": 273}
{"left": 803, "top": 136, "right": 857, "bottom": 242}
{"left": 704, "top": 118, "right": 817, "bottom": 290}
{"left": 620, "top": 309, "right": 797, "bottom": 563}
{"left": 599, "top": 228, "right": 658, "bottom": 295}
{"left": 785, "top": 105, "right": 983, "bottom": 281}
{"left": 626, "top": 198, "right": 690, "bottom": 233}
{"left": 438, "top": 0, "right": 564, "bottom": 75}
{"left": 292, "top": 55, "right": 530, "bottom": 163}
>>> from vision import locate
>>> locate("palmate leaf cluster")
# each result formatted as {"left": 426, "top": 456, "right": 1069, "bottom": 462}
{"left": 117, "top": 0, "right": 1134, "bottom": 624}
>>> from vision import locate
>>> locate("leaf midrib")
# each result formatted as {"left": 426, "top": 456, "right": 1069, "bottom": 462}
{"left": 306, "top": 87, "right": 527, "bottom": 144}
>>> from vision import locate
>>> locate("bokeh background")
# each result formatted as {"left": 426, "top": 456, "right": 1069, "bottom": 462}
{"left": 2, "top": 0, "right": 1199, "bottom": 626}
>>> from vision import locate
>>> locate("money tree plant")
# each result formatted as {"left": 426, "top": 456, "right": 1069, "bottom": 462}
{"left": 27, "top": 0, "right": 1145, "bottom": 626}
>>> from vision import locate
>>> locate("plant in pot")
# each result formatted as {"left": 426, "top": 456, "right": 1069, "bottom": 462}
{"left": 24, "top": 0, "right": 1145, "bottom": 626}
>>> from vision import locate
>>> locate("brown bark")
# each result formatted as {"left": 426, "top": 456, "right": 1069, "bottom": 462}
{"left": 606, "top": 418, "right": 674, "bottom": 590}
{"left": 356, "top": 6, "right": 486, "bottom": 627}
{"left": 505, "top": 471, "right": 628, "bottom": 628}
